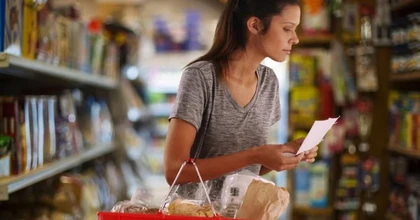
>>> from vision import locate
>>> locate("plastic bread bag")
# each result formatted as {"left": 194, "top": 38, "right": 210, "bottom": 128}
{"left": 219, "top": 170, "right": 275, "bottom": 218}
{"left": 111, "top": 188, "right": 158, "bottom": 213}
{"left": 162, "top": 185, "right": 216, "bottom": 217}
{"left": 167, "top": 197, "right": 215, "bottom": 217}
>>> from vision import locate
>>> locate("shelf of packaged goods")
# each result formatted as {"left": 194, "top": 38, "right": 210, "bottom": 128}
{"left": 0, "top": 143, "right": 117, "bottom": 200}
{"left": 390, "top": 71, "right": 420, "bottom": 81}
{"left": 391, "top": 0, "right": 420, "bottom": 12}
{"left": 389, "top": 146, "right": 420, "bottom": 159}
{"left": 293, "top": 206, "right": 334, "bottom": 216}
{"left": 0, "top": 53, "right": 118, "bottom": 89}
{"left": 297, "top": 34, "right": 333, "bottom": 46}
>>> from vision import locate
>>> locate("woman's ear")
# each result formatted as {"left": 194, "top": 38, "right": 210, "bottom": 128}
{"left": 247, "top": 17, "right": 263, "bottom": 35}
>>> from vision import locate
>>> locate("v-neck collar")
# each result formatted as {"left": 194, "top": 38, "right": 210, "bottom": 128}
{"left": 223, "top": 67, "right": 261, "bottom": 114}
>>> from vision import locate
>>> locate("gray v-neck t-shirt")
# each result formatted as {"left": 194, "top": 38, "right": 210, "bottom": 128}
{"left": 169, "top": 60, "right": 281, "bottom": 200}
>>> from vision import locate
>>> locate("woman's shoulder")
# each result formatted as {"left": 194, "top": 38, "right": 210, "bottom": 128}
{"left": 186, "top": 60, "right": 214, "bottom": 71}
{"left": 257, "top": 64, "right": 278, "bottom": 80}
{"left": 184, "top": 60, "right": 216, "bottom": 79}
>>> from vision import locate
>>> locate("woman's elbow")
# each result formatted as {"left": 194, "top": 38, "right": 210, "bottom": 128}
{"left": 164, "top": 168, "right": 175, "bottom": 186}
{"left": 164, "top": 161, "right": 179, "bottom": 185}
{"left": 164, "top": 161, "right": 188, "bottom": 185}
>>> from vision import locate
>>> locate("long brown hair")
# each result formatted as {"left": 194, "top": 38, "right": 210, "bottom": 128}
{"left": 188, "top": 0, "right": 299, "bottom": 78}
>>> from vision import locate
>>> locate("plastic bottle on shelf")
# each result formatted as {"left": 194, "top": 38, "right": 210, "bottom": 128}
{"left": 99, "top": 100, "right": 113, "bottom": 144}
{"left": 360, "top": 6, "right": 373, "bottom": 46}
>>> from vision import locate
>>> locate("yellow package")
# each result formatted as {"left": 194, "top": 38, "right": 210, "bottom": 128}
{"left": 22, "top": 0, "right": 38, "bottom": 59}
{"left": 290, "top": 86, "right": 320, "bottom": 128}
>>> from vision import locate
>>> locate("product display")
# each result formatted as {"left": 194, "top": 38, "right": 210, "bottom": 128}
{"left": 389, "top": 91, "right": 420, "bottom": 152}
{"left": 388, "top": 156, "right": 420, "bottom": 219}
{"left": 1, "top": 1, "right": 120, "bottom": 80}
{"left": 301, "top": 0, "right": 331, "bottom": 35}
{"left": 0, "top": 91, "right": 114, "bottom": 178}
{"left": 0, "top": 158, "right": 124, "bottom": 220}
{"left": 391, "top": 13, "right": 420, "bottom": 74}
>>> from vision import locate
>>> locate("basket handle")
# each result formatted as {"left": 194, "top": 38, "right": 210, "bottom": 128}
{"left": 159, "top": 158, "right": 219, "bottom": 217}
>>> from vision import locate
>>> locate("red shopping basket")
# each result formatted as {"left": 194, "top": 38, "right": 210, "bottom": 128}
{"left": 97, "top": 212, "right": 236, "bottom": 220}
{"left": 98, "top": 159, "right": 243, "bottom": 220}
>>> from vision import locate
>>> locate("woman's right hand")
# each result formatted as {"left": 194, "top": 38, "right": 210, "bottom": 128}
{"left": 257, "top": 144, "right": 304, "bottom": 172}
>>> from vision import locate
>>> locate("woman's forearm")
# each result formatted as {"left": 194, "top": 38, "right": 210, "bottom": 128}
{"left": 259, "top": 166, "right": 272, "bottom": 176}
{"left": 164, "top": 147, "right": 261, "bottom": 185}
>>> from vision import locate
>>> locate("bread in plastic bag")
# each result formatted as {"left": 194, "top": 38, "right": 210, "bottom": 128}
{"left": 167, "top": 198, "right": 214, "bottom": 217}
{"left": 111, "top": 188, "right": 158, "bottom": 213}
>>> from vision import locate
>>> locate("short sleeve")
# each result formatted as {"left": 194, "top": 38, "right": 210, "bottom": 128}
{"left": 270, "top": 71, "right": 281, "bottom": 126}
{"left": 169, "top": 67, "right": 207, "bottom": 131}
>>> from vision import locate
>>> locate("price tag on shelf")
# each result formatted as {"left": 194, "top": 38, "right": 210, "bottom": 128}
{"left": 0, "top": 185, "right": 8, "bottom": 201}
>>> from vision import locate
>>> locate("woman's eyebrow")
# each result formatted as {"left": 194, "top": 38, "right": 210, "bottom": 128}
{"left": 282, "top": 22, "right": 297, "bottom": 25}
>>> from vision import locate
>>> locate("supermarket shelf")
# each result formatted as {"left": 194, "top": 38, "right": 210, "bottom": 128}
{"left": 293, "top": 206, "right": 334, "bottom": 216}
{"left": 298, "top": 34, "right": 333, "bottom": 46}
{"left": 389, "top": 146, "right": 420, "bottom": 159}
{"left": 0, "top": 143, "right": 117, "bottom": 200}
{"left": 391, "top": 0, "right": 420, "bottom": 12}
{"left": 0, "top": 53, "right": 118, "bottom": 89}
{"left": 390, "top": 71, "right": 420, "bottom": 81}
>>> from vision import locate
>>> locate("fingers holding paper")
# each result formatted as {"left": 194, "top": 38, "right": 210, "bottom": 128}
{"left": 259, "top": 144, "right": 304, "bottom": 172}
{"left": 283, "top": 137, "right": 319, "bottom": 163}
{"left": 302, "top": 146, "right": 318, "bottom": 163}
{"left": 281, "top": 137, "right": 305, "bottom": 154}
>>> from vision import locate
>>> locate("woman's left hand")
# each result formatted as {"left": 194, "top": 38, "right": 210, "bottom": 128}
{"left": 302, "top": 146, "right": 318, "bottom": 163}
{"left": 284, "top": 137, "right": 318, "bottom": 163}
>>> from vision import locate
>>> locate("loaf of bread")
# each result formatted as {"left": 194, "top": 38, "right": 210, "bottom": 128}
{"left": 167, "top": 199, "right": 214, "bottom": 217}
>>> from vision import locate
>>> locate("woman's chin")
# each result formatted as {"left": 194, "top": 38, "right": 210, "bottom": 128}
{"left": 268, "top": 55, "right": 287, "bottom": 63}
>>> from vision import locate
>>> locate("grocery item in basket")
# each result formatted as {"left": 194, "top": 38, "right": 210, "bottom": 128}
{"left": 111, "top": 200, "right": 148, "bottom": 213}
{"left": 236, "top": 179, "right": 290, "bottom": 220}
{"left": 167, "top": 198, "right": 214, "bottom": 217}
{"left": 111, "top": 188, "right": 157, "bottom": 214}
{"left": 220, "top": 170, "right": 274, "bottom": 218}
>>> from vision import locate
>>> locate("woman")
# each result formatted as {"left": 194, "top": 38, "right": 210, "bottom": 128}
{"left": 164, "top": 0, "right": 318, "bottom": 199}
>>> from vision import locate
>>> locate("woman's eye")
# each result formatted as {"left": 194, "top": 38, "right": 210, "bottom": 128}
{"left": 284, "top": 28, "right": 292, "bottom": 32}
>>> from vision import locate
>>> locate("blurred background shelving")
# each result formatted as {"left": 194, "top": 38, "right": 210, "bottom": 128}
{"left": 0, "top": 0, "right": 419, "bottom": 220}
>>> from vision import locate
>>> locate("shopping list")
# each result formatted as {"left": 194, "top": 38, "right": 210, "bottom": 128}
{"left": 296, "top": 117, "right": 340, "bottom": 155}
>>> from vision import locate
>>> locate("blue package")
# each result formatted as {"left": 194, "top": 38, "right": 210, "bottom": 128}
{"left": 294, "top": 163, "right": 311, "bottom": 206}
{"left": 185, "top": 10, "right": 202, "bottom": 51}
{"left": 0, "top": 0, "right": 5, "bottom": 52}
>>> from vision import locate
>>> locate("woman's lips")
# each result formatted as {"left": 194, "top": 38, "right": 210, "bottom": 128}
{"left": 283, "top": 50, "right": 291, "bottom": 55}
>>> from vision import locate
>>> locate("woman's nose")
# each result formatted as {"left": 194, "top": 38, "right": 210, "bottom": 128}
{"left": 291, "top": 35, "right": 299, "bottom": 45}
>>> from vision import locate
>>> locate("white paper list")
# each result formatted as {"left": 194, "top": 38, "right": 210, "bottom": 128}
{"left": 296, "top": 117, "right": 340, "bottom": 155}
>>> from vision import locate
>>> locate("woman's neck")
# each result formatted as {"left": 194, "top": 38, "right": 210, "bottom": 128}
{"left": 227, "top": 47, "right": 264, "bottom": 85}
